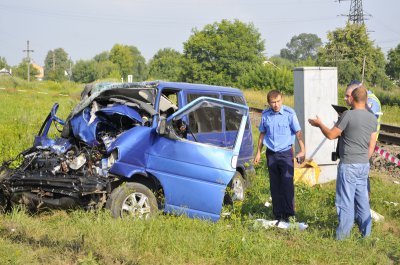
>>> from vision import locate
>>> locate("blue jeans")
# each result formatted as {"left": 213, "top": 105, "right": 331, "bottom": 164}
{"left": 336, "top": 162, "right": 372, "bottom": 240}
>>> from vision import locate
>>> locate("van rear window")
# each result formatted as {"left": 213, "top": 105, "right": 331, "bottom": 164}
{"left": 223, "top": 95, "right": 249, "bottom": 131}
{"left": 187, "top": 93, "right": 222, "bottom": 133}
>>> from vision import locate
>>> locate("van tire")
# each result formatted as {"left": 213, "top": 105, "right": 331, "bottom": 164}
{"left": 106, "top": 182, "right": 158, "bottom": 219}
{"left": 224, "top": 171, "right": 245, "bottom": 204}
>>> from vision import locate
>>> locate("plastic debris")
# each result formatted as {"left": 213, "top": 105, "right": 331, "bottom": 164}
{"left": 254, "top": 219, "right": 278, "bottom": 229}
{"left": 254, "top": 218, "right": 308, "bottom": 230}
{"left": 264, "top": 201, "right": 271, "bottom": 207}
{"left": 277, "top": 221, "right": 309, "bottom": 231}
{"left": 294, "top": 159, "right": 320, "bottom": 186}
{"left": 384, "top": 201, "right": 399, "bottom": 206}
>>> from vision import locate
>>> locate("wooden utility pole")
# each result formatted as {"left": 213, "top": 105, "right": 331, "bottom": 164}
{"left": 23, "top": 40, "right": 34, "bottom": 82}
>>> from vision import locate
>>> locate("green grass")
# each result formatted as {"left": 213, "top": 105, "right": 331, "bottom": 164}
{"left": 0, "top": 79, "right": 399, "bottom": 264}
{"left": 0, "top": 170, "right": 399, "bottom": 264}
{"left": 0, "top": 90, "right": 78, "bottom": 161}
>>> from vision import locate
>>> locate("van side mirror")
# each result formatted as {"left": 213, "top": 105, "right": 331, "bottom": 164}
{"left": 157, "top": 116, "right": 167, "bottom": 135}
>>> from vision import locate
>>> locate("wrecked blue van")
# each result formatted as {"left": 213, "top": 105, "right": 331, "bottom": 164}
{"left": 0, "top": 81, "right": 254, "bottom": 221}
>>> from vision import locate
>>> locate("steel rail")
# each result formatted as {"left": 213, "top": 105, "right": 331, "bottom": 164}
{"left": 378, "top": 132, "right": 400, "bottom": 145}
{"left": 380, "top": 124, "right": 400, "bottom": 134}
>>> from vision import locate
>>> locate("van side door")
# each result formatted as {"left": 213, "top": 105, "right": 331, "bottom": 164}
{"left": 146, "top": 97, "right": 248, "bottom": 222}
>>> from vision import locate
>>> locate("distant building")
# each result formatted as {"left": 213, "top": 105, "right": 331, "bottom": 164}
{"left": 31, "top": 62, "right": 44, "bottom": 80}
{"left": 0, "top": 68, "right": 12, "bottom": 76}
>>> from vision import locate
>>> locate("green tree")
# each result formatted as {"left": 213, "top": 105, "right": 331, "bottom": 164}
{"left": 238, "top": 63, "right": 294, "bottom": 93}
{"left": 109, "top": 44, "right": 148, "bottom": 81}
{"left": 280, "top": 33, "right": 322, "bottom": 61}
{"left": 181, "top": 19, "right": 265, "bottom": 87}
{"left": 148, "top": 48, "right": 182, "bottom": 81}
{"left": 94, "top": 51, "right": 110, "bottom": 62}
{"left": 71, "top": 60, "right": 97, "bottom": 83}
{"left": 386, "top": 43, "right": 400, "bottom": 85}
{"left": 72, "top": 59, "right": 119, "bottom": 83}
{"left": 317, "top": 23, "right": 390, "bottom": 88}
{"left": 44, "top": 48, "right": 71, "bottom": 81}
{"left": 12, "top": 60, "right": 39, "bottom": 80}
{"left": 0, "top": 56, "right": 9, "bottom": 69}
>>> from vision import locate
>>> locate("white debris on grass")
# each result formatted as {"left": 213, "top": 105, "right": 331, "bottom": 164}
{"left": 264, "top": 197, "right": 272, "bottom": 207}
{"left": 255, "top": 219, "right": 278, "bottom": 229}
{"left": 264, "top": 201, "right": 271, "bottom": 207}
{"left": 394, "top": 181, "right": 400, "bottom": 185}
{"left": 255, "top": 218, "right": 308, "bottom": 231}
{"left": 370, "top": 209, "right": 385, "bottom": 222}
{"left": 384, "top": 201, "right": 399, "bottom": 206}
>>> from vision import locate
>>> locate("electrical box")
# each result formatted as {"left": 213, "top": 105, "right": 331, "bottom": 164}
{"left": 294, "top": 67, "right": 338, "bottom": 183}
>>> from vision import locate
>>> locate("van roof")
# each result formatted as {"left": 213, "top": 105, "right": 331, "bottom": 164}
{"left": 87, "top": 80, "right": 242, "bottom": 95}
{"left": 156, "top": 81, "right": 242, "bottom": 94}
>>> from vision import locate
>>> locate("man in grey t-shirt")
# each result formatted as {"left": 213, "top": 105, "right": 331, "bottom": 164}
{"left": 308, "top": 86, "right": 377, "bottom": 240}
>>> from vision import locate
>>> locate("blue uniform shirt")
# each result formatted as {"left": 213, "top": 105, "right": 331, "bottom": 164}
{"left": 258, "top": 105, "right": 301, "bottom": 152}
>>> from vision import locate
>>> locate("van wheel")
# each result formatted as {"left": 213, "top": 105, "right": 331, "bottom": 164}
{"left": 0, "top": 191, "right": 9, "bottom": 213}
{"left": 224, "top": 171, "right": 245, "bottom": 204}
{"left": 106, "top": 182, "right": 158, "bottom": 219}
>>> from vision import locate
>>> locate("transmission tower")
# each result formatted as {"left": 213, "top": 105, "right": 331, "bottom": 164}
{"left": 338, "top": 0, "right": 369, "bottom": 25}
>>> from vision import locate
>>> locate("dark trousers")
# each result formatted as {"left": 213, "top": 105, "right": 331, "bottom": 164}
{"left": 266, "top": 148, "right": 295, "bottom": 220}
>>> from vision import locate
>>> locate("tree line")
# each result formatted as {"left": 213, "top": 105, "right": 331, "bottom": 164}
{"left": 1, "top": 20, "right": 399, "bottom": 94}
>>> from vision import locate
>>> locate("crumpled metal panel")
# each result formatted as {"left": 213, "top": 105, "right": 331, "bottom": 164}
{"left": 96, "top": 104, "right": 142, "bottom": 124}
{"left": 70, "top": 107, "right": 102, "bottom": 146}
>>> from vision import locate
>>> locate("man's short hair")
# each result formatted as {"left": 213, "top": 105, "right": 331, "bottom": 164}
{"left": 267, "top": 90, "right": 282, "bottom": 102}
{"left": 348, "top": 80, "right": 362, "bottom": 86}
{"left": 351, "top": 86, "right": 368, "bottom": 103}
{"left": 346, "top": 80, "right": 363, "bottom": 93}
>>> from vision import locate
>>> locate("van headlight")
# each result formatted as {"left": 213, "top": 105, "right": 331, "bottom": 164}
{"left": 107, "top": 150, "right": 118, "bottom": 168}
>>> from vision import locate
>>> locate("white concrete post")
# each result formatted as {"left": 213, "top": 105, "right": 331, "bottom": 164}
{"left": 294, "top": 67, "right": 338, "bottom": 183}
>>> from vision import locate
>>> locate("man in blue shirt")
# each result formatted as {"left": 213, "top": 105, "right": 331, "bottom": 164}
{"left": 254, "top": 90, "right": 305, "bottom": 221}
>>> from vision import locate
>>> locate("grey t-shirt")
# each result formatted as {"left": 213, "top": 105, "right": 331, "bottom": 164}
{"left": 336, "top": 109, "right": 377, "bottom": 164}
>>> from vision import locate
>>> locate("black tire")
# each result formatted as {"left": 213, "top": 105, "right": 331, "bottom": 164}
{"left": 224, "top": 171, "right": 246, "bottom": 205}
{"left": 106, "top": 182, "right": 158, "bottom": 219}
{"left": 0, "top": 191, "right": 9, "bottom": 213}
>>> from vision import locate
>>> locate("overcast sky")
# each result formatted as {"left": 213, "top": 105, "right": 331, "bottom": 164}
{"left": 0, "top": 0, "right": 399, "bottom": 66}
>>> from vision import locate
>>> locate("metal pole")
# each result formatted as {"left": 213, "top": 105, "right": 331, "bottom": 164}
{"left": 23, "top": 40, "right": 34, "bottom": 82}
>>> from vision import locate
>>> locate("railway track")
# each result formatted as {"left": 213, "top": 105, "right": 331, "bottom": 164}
{"left": 249, "top": 107, "right": 400, "bottom": 145}
{"left": 379, "top": 124, "right": 400, "bottom": 146}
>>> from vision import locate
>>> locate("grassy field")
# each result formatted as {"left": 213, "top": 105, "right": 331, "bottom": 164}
{"left": 0, "top": 79, "right": 399, "bottom": 264}
{"left": 0, "top": 167, "right": 399, "bottom": 264}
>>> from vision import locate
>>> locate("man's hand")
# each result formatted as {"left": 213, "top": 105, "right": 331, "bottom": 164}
{"left": 254, "top": 151, "right": 261, "bottom": 165}
{"left": 295, "top": 151, "right": 305, "bottom": 164}
{"left": 308, "top": 116, "right": 321, "bottom": 127}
